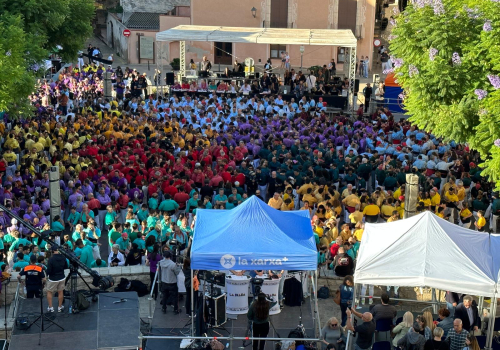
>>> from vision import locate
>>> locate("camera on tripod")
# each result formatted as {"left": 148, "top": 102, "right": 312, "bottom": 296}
{"left": 250, "top": 277, "right": 264, "bottom": 295}
{"left": 168, "top": 238, "right": 185, "bottom": 264}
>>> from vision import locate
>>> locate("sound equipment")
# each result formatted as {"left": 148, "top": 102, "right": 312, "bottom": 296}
{"left": 199, "top": 71, "right": 209, "bottom": 78}
{"left": 233, "top": 71, "right": 245, "bottom": 78}
{"left": 354, "top": 79, "right": 360, "bottom": 93}
{"left": 255, "top": 72, "right": 260, "bottom": 79}
{"left": 204, "top": 294, "right": 227, "bottom": 327}
{"left": 165, "top": 72, "right": 175, "bottom": 85}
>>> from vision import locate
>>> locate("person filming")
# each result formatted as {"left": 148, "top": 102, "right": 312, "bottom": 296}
{"left": 247, "top": 292, "right": 276, "bottom": 350}
{"left": 18, "top": 255, "right": 46, "bottom": 298}
{"left": 159, "top": 251, "right": 181, "bottom": 314}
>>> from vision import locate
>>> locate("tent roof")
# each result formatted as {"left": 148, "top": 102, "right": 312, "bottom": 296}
{"left": 156, "top": 25, "right": 357, "bottom": 47}
{"left": 355, "top": 211, "right": 498, "bottom": 297}
{"left": 190, "top": 196, "right": 318, "bottom": 271}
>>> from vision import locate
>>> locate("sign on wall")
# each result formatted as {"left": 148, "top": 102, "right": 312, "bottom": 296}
{"left": 140, "top": 37, "right": 154, "bottom": 60}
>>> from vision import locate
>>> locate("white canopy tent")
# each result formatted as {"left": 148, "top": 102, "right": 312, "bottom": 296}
{"left": 155, "top": 25, "right": 358, "bottom": 112}
{"left": 354, "top": 211, "right": 500, "bottom": 350}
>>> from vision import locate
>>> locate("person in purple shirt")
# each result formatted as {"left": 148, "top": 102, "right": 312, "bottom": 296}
{"left": 96, "top": 188, "right": 111, "bottom": 229}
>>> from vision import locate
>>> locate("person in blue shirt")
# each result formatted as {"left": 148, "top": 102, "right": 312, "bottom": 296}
{"left": 51, "top": 215, "right": 65, "bottom": 235}
{"left": 13, "top": 252, "right": 29, "bottom": 271}
{"left": 339, "top": 275, "right": 354, "bottom": 327}
{"left": 148, "top": 192, "right": 159, "bottom": 210}
{"left": 214, "top": 188, "right": 228, "bottom": 206}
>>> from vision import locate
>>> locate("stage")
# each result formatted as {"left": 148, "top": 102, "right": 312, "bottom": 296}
{"left": 10, "top": 291, "right": 141, "bottom": 350}
{"left": 145, "top": 295, "right": 316, "bottom": 350}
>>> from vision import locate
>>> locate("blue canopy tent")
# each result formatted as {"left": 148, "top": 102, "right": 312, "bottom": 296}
{"left": 189, "top": 195, "right": 321, "bottom": 339}
{"left": 190, "top": 195, "right": 317, "bottom": 271}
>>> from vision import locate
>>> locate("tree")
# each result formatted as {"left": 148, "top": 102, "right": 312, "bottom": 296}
{"left": 0, "top": 0, "right": 94, "bottom": 115}
{"left": 388, "top": 0, "right": 500, "bottom": 188}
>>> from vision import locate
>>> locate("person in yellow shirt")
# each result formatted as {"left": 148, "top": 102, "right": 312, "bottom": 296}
{"left": 363, "top": 200, "right": 380, "bottom": 223}
{"left": 395, "top": 199, "right": 405, "bottom": 218}
{"left": 387, "top": 211, "right": 399, "bottom": 223}
{"left": 430, "top": 188, "right": 441, "bottom": 212}
{"left": 460, "top": 203, "right": 473, "bottom": 229}
{"left": 393, "top": 185, "right": 404, "bottom": 200}
{"left": 300, "top": 201, "right": 313, "bottom": 217}
{"left": 302, "top": 188, "right": 318, "bottom": 206}
{"left": 475, "top": 210, "right": 486, "bottom": 232}
{"left": 380, "top": 198, "right": 395, "bottom": 221}
{"left": 268, "top": 192, "right": 284, "bottom": 210}
{"left": 444, "top": 188, "right": 459, "bottom": 223}
{"left": 418, "top": 192, "right": 432, "bottom": 209}
{"left": 349, "top": 205, "right": 364, "bottom": 225}
{"left": 339, "top": 224, "right": 353, "bottom": 242}
{"left": 456, "top": 181, "right": 466, "bottom": 202}
{"left": 353, "top": 222, "right": 364, "bottom": 242}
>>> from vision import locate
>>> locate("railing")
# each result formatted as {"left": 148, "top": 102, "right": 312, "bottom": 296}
{"left": 11, "top": 281, "right": 24, "bottom": 321}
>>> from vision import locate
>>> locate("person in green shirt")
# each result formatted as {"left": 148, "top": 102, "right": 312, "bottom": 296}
{"left": 67, "top": 207, "right": 81, "bottom": 231}
{"left": 76, "top": 239, "right": 94, "bottom": 268}
{"left": 225, "top": 197, "right": 236, "bottom": 209}
{"left": 108, "top": 223, "right": 123, "bottom": 249}
{"left": 158, "top": 195, "right": 179, "bottom": 214}
{"left": 186, "top": 192, "right": 200, "bottom": 213}
{"left": 147, "top": 211, "right": 159, "bottom": 229}
{"left": 214, "top": 188, "right": 228, "bottom": 205}
{"left": 148, "top": 193, "right": 159, "bottom": 210}
{"left": 137, "top": 205, "right": 149, "bottom": 223}
{"left": 90, "top": 258, "right": 107, "bottom": 268}
{"left": 229, "top": 188, "right": 242, "bottom": 204}
{"left": 115, "top": 233, "right": 131, "bottom": 254}
{"left": 51, "top": 215, "right": 65, "bottom": 234}
{"left": 13, "top": 252, "right": 29, "bottom": 271}
{"left": 105, "top": 205, "right": 118, "bottom": 230}
{"left": 133, "top": 232, "right": 146, "bottom": 251}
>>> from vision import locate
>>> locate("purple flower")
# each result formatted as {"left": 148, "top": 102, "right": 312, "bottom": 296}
{"left": 409, "top": 65, "right": 419, "bottom": 77}
{"left": 475, "top": 89, "right": 488, "bottom": 100}
{"left": 398, "top": 93, "right": 405, "bottom": 99}
{"left": 452, "top": 52, "right": 461, "bottom": 65}
{"left": 429, "top": 48, "right": 438, "bottom": 61}
{"left": 488, "top": 75, "right": 500, "bottom": 89}
{"left": 495, "top": 139, "right": 500, "bottom": 147}
{"left": 387, "top": 34, "right": 398, "bottom": 41}
{"left": 383, "top": 68, "right": 394, "bottom": 74}
{"left": 483, "top": 21, "right": 492, "bottom": 32}
{"left": 5, "top": 50, "right": 11, "bottom": 56}
{"left": 389, "top": 18, "right": 396, "bottom": 26}
{"left": 393, "top": 58, "right": 404, "bottom": 68}
{"left": 392, "top": 7, "right": 400, "bottom": 15}
{"left": 479, "top": 109, "right": 488, "bottom": 116}
{"left": 433, "top": 0, "right": 445, "bottom": 15}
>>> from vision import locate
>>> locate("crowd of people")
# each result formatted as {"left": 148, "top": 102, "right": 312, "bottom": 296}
{"left": 0, "top": 54, "right": 498, "bottom": 317}
{"left": 322, "top": 291, "right": 484, "bottom": 350}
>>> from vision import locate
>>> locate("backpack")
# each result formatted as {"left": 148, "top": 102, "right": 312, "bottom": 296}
{"left": 338, "top": 255, "right": 350, "bottom": 266}
{"left": 76, "top": 291, "right": 90, "bottom": 310}
{"left": 318, "top": 286, "right": 330, "bottom": 299}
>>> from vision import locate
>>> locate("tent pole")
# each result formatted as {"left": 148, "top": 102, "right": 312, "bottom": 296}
{"left": 479, "top": 296, "right": 484, "bottom": 317}
{"left": 191, "top": 268, "right": 195, "bottom": 337}
{"left": 431, "top": 288, "right": 437, "bottom": 314}
{"left": 486, "top": 297, "right": 497, "bottom": 350}
{"left": 345, "top": 283, "right": 358, "bottom": 350}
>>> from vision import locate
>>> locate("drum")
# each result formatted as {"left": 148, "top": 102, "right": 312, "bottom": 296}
{"left": 225, "top": 275, "right": 251, "bottom": 314}
{"left": 260, "top": 277, "right": 282, "bottom": 315}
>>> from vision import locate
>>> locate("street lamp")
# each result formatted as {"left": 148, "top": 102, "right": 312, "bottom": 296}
{"left": 251, "top": 7, "right": 257, "bottom": 18}
{"left": 300, "top": 45, "right": 305, "bottom": 70}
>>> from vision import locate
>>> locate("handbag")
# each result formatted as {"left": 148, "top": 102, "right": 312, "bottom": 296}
{"left": 334, "top": 289, "right": 341, "bottom": 305}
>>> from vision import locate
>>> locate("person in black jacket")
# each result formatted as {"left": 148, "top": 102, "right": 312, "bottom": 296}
{"left": 454, "top": 295, "right": 479, "bottom": 332}
{"left": 46, "top": 246, "right": 69, "bottom": 313}
{"left": 247, "top": 293, "right": 276, "bottom": 350}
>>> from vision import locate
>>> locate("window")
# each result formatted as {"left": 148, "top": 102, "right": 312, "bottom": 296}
{"left": 338, "top": 0, "right": 358, "bottom": 34}
{"left": 270, "top": 0, "right": 288, "bottom": 28}
{"left": 270, "top": 45, "right": 286, "bottom": 59}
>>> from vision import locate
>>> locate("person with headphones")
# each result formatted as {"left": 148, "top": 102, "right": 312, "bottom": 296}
{"left": 18, "top": 255, "right": 46, "bottom": 298}
{"left": 247, "top": 292, "right": 276, "bottom": 350}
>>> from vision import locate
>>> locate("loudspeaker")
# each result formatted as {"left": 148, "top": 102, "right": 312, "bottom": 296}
{"left": 354, "top": 79, "right": 360, "bottom": 93}
{"left": 199, "top": 71, "right": 209, "bottom": 78}
{"left": 166, "top": 72, "right": 175, "bottom": 85}
{"left": 204, "top": 294, "right": 226, "bottom": 327}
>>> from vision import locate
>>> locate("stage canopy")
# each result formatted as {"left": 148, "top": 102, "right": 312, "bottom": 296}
{"left": 156, "top": 25, "right": 358, "bottom": 47}
{"left": 355, "top": 211, "right": 499, "bottom": 297}
{"left": 190, "top": 195, "right": 317, "bottom": 271}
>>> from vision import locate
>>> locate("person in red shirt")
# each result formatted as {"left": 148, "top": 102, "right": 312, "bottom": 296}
{"left": 173, "top": 186, "right": 190, "bottom": 210}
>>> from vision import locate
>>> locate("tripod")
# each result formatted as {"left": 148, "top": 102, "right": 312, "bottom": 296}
{"left": 64, "top": 263, "right": 97, "bottom": 313}
{"left": 26, "top": 287, "right": 64, "bottom": 345}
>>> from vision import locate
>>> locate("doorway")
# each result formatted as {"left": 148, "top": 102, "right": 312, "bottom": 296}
{"left": 214, "top": 42, "right": 232, "bottom": 65}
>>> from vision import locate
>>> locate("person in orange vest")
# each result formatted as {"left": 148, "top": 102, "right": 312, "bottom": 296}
{"left": 17, "top": 255, "right": 46, "bottom": 298}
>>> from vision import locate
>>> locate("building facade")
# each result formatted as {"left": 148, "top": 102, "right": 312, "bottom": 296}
{"left": 107, "top": 0, "right": 376, "bottom": 72}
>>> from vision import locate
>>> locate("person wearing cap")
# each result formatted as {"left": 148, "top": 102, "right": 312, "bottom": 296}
{"left": 115, "top": 232, "right": 131, "bottom": 255}
{"left": 46, "top": 245, "right": 69, "bottom": 313}
{"left": 159, "top": 250, "right": 181, "bottom": 314}
{"left": 18, "top": 254, "right": 46, "bottom": 298}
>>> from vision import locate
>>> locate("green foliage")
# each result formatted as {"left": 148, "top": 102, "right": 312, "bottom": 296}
{"left": 389, "top": 0, "right": 500, "bottom": 188}
{"left": 0, "top": 0, "right": 95, "bottom": 115}
{"left": 170, "top": 58, "right": 180, "bottom": 71}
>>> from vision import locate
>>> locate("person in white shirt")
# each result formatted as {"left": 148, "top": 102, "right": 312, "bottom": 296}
{"left": 239, "top": 83, "right": 251, "bottom": 93}
{"left": 108, "top": 54, "right": 113, "bottom": 64}
{"left": 305, "top": 74, "right": 317, "bottom": 93}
